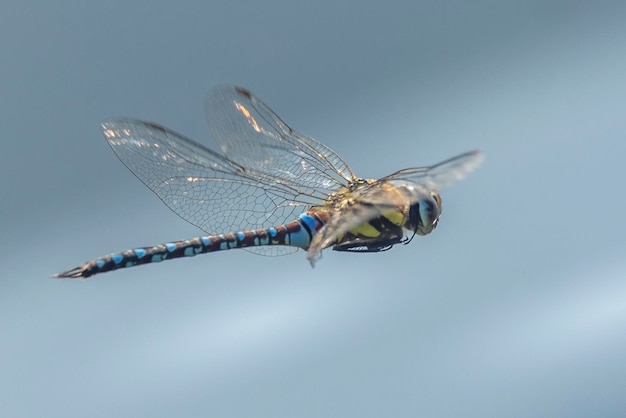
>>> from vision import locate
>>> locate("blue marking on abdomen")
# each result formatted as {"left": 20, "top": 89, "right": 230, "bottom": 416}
{"left": 165, "top": 243, "right": 177, "bottom": 252}
{"left": 288, "top": 227, "right": 312, "bottom": 249}
{"left": 96, "top": 259, "right": 105, "bottom": 268}
{"left": 237, "top": 231, "right": 245, "bottom": 241}
{"left": 112, "top": 254, "right": 123, "bottom": 264}
{"left": 201, "top": 237, "right": 211, "bottom": 246}
{"left": 258, "top": 234, "right": 270, "bottom": 246}
{"left": 269, "top": 227, "right": 277, "bottom": 237}
{"left": 298, "top": 213, "right": 321, "bottom": 231}
{"left": 134, "top": 248, "right": 147, "bottom": 258}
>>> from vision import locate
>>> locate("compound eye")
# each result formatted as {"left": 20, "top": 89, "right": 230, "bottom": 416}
{"left": 419, "top": 199, "right": 439, "bottom": 226}
{"left": 430, "top": 191, "right": 442, "bottom": 208}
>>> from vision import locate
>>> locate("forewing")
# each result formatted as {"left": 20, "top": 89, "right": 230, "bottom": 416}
{"left": 380, "top": 150, "right": 484, "bottom": 190}
{"left": 102, "top": 120, "right": 323, "bottom": 235}
{"left": 205, "top": 86, "right": 355, "bottom": 195}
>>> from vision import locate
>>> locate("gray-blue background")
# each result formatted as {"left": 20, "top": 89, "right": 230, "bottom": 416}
{"left": 2, "top": 1, "right": 626, "bottom": 416}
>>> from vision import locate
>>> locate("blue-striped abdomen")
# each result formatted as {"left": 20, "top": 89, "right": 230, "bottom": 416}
{"left": 53, "top": 211, "right": 327, "bottom": 279}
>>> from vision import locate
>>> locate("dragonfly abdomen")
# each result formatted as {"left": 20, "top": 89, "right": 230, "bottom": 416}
{"left": 53, "top": 212, "right": 327, "bottom": 279}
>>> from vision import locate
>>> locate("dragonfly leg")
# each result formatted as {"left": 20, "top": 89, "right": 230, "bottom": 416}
{"left": 332, "top": 236, "right": 404, "bottom": 253}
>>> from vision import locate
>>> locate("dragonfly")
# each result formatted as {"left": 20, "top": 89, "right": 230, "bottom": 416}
{"left": 54, "top": 86, "right": 483, "bottom": 279}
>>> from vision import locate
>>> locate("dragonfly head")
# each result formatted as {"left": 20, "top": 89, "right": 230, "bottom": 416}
{"left": 408, "top": 190, "right": 442, "bottom": 236}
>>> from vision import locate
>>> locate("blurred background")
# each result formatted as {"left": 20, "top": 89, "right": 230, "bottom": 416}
{"left": 2, "top": 0, "right": 626, "bottom": 416}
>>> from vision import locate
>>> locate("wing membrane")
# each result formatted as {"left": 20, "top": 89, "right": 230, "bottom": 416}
{"left": 103, "top": 120, "right": 332, "bottom": 235}
{"left": 380, "top": 150, "right": 484, "bottom": 190}
{"left": 205, "top": 86, "right": 355, "bottom": 190}
{"left": 101, "top": 86, "right": 359, "bottom": 235}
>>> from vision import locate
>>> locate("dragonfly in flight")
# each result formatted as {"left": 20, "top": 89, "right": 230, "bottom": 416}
{"left": 54, "top": 86, "right": 483, "bottom": 279}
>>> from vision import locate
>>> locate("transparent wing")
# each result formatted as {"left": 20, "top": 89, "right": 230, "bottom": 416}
{"left": 379, "top": 150, "right": 484, "bottom": 190}
{"left": 205, "top": 86, "right": 355, "bottom": 190}
{"left": 102, "top": 119, "right": 342, "bottom": 238}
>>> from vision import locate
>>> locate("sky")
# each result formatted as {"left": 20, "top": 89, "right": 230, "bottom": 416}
{"left": 2, "top": 1, "right": 626, "bottom": 417}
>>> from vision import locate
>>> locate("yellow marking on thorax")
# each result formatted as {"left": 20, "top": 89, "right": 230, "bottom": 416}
{"left": 349, "top": 222, "right": 382, "bottom": 238}
{"left": 348, "top": 207, "right": 406, "bottom": 238}
{"left": 328, "top": 180, "right": 410, "bottom": 239}
{"left": 382, "top": 209, "right": 405, "bottom": 226}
